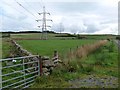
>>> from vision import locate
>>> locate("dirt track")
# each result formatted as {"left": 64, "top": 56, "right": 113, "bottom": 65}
{"left": 69, "top": 75, "right": 118, "bottom": 88}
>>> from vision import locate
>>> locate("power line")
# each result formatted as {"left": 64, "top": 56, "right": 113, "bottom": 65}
{"left": 1, "top": 1, "right": 30, "bottom": 30}
{"left": 1, "top": 1, "right": 27, "bottom": 17}
{"left": 1, "top": 0, "right": 41, "bottom": 31}
{"left": 22, "top": 0, "right": 39, "bottom": 14}
{"left": 2, "top": 0, "right": 54, "bottom": 32}
{"left": 14, "top": 0, "right": 38, "bottom": 19}
{"left": 1, "top": 1, "right": 38, "bottom": 31}
{"left": 39, "top": 0, "right": 45, "bottom": 7}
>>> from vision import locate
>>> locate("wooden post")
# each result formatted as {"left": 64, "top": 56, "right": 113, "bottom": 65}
{"left": 53, "top": 50, "right": 58, "bottom": 60}
{"left": 53, "top": 51, "right": 58, "bottom": 57}
{"left": 38, "top": 56, "right": 43, "bottom": 76}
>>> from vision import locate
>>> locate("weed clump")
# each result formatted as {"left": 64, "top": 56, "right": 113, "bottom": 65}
{"left": 108, "top": 40, "right": 114, "bottom": 52}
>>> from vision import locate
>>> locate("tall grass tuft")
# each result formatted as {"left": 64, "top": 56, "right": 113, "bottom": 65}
{"left": 68, "top": 40, "right": 108, "bottom": 59}
{"left": 108, "top": 40, "right": 114, "bottom": 52}
{"left": 81, "top": 64, "right": 94, "bottom": 74}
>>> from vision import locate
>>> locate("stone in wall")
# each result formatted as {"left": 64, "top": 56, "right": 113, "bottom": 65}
{"left": 42, "top": 56, "right": 50, "bottom": 60}
{"left": 42, "top": 60, "right": 55, "bottom": 68}
{"left": 44, "top": 72, "right": 50, "bottom": 76}
{"left": 42, "top": 68, "right": 49, "bottom": 73}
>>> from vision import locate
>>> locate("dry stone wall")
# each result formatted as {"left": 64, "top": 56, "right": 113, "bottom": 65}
{"left": 10, "top": 40, "right": 62, "bottom": 76}
{"left": 11, "top": 40, "right": 32, "bottom": 56}
{"left": 41, "top": 54, "right": 63, "bottom": 76}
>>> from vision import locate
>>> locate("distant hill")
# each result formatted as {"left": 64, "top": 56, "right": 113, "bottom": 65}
{"left": 0, "top": 31, "right": 57, "bottom": 34}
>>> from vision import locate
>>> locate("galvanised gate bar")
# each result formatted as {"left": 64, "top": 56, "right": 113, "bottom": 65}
{"left": 0, "top": 55, "right": 41, "bottom": 89}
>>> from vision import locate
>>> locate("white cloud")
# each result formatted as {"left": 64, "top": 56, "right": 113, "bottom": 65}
{"left": 99, "top": 0, "right": 119, "bottom": 7}
{"left": 0, "top": 0, "right": 118, "bottom": 34}
{"left": 94, "top": 23, "right": 118, "bottom": 35}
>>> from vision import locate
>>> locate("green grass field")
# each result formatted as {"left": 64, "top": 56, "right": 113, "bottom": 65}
{"left": 11, "top": 33, "right": 116, "bottom": 40}
{"left": 16, "top": 40, "right": 97, "bottom": 57}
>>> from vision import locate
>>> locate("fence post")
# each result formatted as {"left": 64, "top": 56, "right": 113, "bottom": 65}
{"left": 53, "top": 51, "right": 58, "bottom": 57}
{"left": 53, "top": 50, "right": 58, "bottom": 61}
{"left": 38, "top": 56, "right": 42, "bottom": 76}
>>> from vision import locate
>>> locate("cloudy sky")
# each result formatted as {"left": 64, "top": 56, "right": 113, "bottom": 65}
{"left": 0, "top": 0, "right": 119, "bottom": 34}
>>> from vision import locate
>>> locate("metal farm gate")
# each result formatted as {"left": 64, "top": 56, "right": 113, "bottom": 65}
{"left": 0, "top": 55, "right": 41, "bottom": 89}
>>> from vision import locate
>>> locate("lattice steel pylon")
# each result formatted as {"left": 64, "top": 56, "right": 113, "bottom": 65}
{"left": 36, "top": 6, "right": 52, "bottom": 40}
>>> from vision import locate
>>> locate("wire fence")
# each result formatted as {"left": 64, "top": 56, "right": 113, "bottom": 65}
{"left": 0, "top": 55, "right": 41, "bottom": 89}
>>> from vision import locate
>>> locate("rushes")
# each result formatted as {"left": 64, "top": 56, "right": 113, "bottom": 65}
{"left": 68, "top": 40, "right": 108, "bottom": 59}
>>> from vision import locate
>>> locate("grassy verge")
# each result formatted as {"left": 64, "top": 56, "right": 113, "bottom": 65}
{"left": 79, "top": 40, "right": 118, "bottom": 77}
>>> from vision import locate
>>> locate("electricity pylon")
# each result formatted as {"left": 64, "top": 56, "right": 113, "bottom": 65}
{"left": 36, "top": 6, "right": 52, "bottom": 40}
